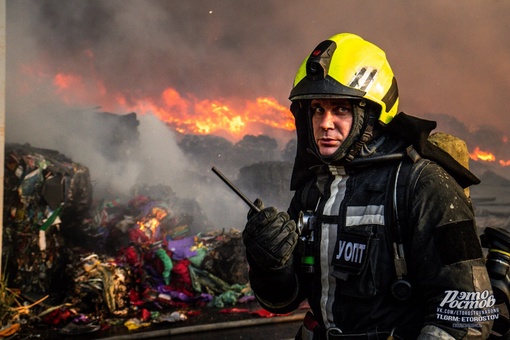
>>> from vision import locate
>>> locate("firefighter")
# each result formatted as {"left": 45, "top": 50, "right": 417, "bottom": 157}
{"left": 242, "top": 33, "right": 496, "bottom": 339}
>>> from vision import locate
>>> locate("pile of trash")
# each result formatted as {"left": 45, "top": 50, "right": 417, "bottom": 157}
{"left": 3, "top": 143, "right": 93, "bottom": 297}
{"left": 57, "top": 225, "right": 251, "bottom": 335}
{"left": 1, "top": 144, "right": 252, "bottom": 337}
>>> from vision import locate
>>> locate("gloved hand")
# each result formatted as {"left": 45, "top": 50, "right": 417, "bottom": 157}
{"left": 243, "top": 199, "right": 298, "bottom": 269}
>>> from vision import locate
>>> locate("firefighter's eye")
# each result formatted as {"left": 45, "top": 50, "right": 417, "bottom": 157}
{"left": 311, "top": 105, "right": 325, "bottom": 116}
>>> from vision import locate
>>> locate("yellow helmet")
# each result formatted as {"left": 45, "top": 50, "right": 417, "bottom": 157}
{"left": 289, "top": 33, "right": 399, "bottom": 125}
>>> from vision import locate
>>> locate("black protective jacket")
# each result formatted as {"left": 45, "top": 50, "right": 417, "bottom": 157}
{"left": 248, "top": 134, "right": 495, "bottom": 339}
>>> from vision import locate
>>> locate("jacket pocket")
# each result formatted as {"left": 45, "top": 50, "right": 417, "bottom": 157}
{"left": 333, "top": 227, "right": 390, "bottom": 299}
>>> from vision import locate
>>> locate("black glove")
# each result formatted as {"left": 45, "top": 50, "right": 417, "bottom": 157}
{"left": 243, "top": 199, "right": 298, "bottom": 269}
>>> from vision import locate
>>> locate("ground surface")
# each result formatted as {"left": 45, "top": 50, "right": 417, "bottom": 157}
{"left": 15, "top": 300, "right": 307, "bottom": 340}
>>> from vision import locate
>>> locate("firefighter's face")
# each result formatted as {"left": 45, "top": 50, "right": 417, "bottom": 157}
{"left": 311, "top": 98, "right": 353, "bottom": 156}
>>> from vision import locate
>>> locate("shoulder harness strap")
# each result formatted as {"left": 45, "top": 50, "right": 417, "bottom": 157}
{"left": 300, "top": 175, "right": 321, "bottom": 211}
{"left": 385, "top": 151, "right": 416, "bottom": 301}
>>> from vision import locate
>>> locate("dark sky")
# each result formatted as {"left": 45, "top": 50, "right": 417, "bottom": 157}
{"left": 7, "top": 0, "right": 510, "bottom": 133}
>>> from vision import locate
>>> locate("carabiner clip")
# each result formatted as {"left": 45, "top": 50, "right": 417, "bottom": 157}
{"left": 326, "top": 327, "right": 342, "bottom": 339}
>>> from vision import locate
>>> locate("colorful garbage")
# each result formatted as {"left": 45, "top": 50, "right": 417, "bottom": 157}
{"left": 1, "top": 143, "right": 252, "bottom": 337}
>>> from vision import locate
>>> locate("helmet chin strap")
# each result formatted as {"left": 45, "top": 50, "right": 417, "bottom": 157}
{"left": 343, "top": 104, "right": 379, "bottom": 162}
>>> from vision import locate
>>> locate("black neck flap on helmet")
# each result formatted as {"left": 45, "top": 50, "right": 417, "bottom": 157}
{"left": 289, "top": 99, "right": 380, "bottom": 190}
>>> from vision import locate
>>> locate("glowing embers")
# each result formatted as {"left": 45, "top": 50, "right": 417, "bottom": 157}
{"left": 137, "top": 206, "right": 169, "bottom": 241}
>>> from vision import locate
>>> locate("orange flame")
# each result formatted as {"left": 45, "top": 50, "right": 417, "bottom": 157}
{"left": 52, "top": 71, "right": 107, "bottom": 105}
{"left": 122, "top": 90, "right": 295, "bottom": 140}
{"left": 17, "top": 57, "right": 297, "bottom": 142}
{"left": 54, "top": 73, "right": 81, "bottom": 90}
{"left": 138, "top": 218, "right": 160, "bottom": 236}
{"left": 49, "top": 69, "right": 295, "bottom": 141}
{"left": 137, "top": 207, "right": 168, "bottom": 241}
{"left": 469, "top": 147, "right": 510, "bottom": 167}
{"left": 22, "top": 65, "right": 510, "bottom": 167}
{"left": 469, "top": 147, "right": 496, "bottom": 162}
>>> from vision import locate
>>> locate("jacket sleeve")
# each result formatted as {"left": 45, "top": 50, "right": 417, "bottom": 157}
{"left": 408, "top": 161, "right": 494, "bottom": 339}
{"left": 246, "top": 189, "right": 310, "bottom": 314}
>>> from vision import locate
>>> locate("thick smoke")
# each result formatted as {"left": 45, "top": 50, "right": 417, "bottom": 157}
{"left": 6, "top": 0, "right": 510, "bottom": 228}
{"left": 8, "top": 1, "right": 510, "bottom": 128}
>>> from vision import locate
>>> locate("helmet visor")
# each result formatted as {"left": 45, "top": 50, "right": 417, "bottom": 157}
{"left": 289, "top": 75, "right": 366, "bottom": 101}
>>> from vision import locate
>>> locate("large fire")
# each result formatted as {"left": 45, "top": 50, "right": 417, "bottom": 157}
{"left": 50, "top": 71, "right": 295, "bottom": 142}
{"left": 19, "top": 65, "right": 510, "bottom": 167}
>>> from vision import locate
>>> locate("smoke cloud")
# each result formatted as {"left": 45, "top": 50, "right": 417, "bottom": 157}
{"left": 8, "top": 1, "right": 510, "bottom": 124}
{"left": 6, "top": 0, "right": 510, "bottom": 228}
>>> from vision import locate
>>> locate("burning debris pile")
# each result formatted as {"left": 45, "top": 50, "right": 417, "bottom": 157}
{"left": 1, "top": 143, "right": 252, "bottom": 337}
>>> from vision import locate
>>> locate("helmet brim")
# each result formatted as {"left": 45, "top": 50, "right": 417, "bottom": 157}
{"left": 289, "top": 75, "right": 366, "bottom": 101}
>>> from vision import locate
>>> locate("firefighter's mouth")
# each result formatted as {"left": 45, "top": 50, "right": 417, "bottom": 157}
{"left": 318, "top": 138, "right": 340, "bottom": 146}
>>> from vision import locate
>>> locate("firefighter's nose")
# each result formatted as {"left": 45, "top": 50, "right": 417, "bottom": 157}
{"left": 319, "top": 112, "right": 335, "bottom": 130}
